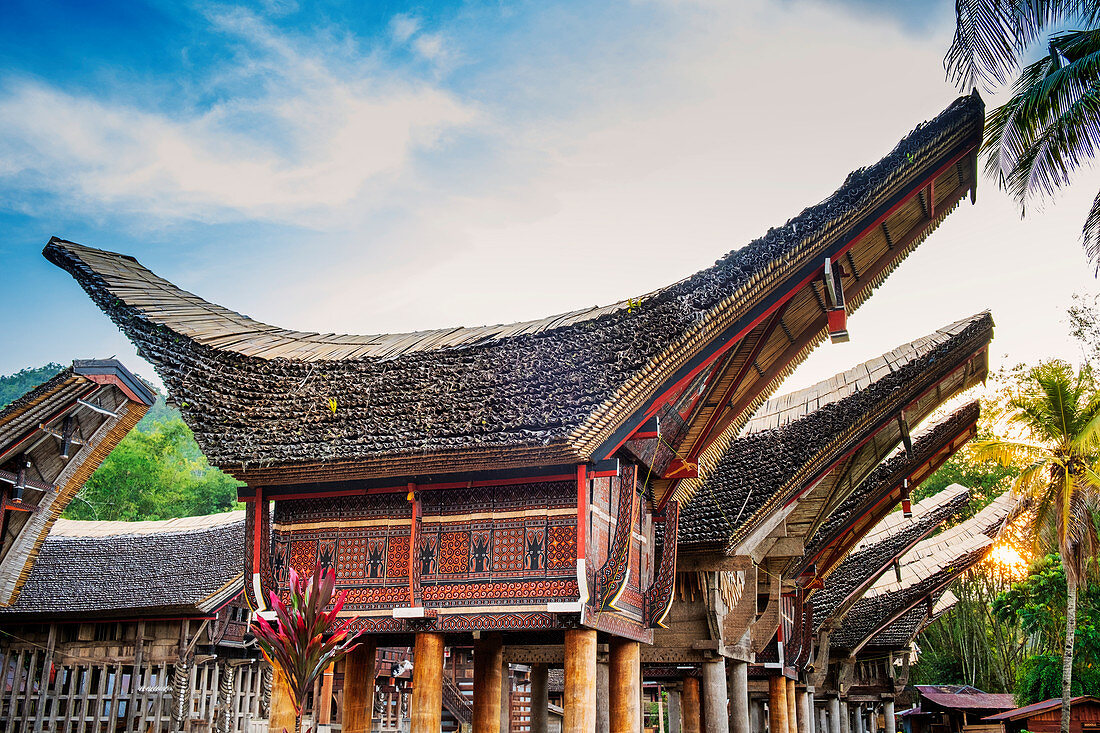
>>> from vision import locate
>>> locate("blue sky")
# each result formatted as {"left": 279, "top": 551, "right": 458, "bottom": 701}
{"left": 3, "top": 0, "right": 1098, "bottom": 398}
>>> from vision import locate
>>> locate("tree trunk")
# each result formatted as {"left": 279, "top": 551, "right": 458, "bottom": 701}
{"left": 1061, "top": 578, "right": 1077, "bottom": 733}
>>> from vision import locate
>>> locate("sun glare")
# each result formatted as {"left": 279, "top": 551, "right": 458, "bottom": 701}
{"left": 989, "top": 544, "right": 1028, "bottom": 574}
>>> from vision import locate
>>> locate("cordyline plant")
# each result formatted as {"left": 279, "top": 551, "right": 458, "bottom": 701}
{"left": 252, "top": 566, "right": 359, "bottom": 733}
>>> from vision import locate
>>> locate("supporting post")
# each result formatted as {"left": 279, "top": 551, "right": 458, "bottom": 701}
{"left": 769, "top": 677, "right": 789, "bottom": 733}
{"left": 796, "top": 687, "right": 808, "bottom": 733}
{"left": 475, "top": 633, "right": 504, "bottom": 733}
{"left": 728, "top": 661, "right": 749, "bottom": 733}
{"left": 668, "top": 689, "right": 682, "bottom": 733}
{"left": 839, "top": 701, "right": 850, "bottom": 733}
{"left": 564, "top": 629, "right": 597, "bottom": 733}
{"left": 681, "top": 676, "right": 701, "bottom": 733}
{"left": 750, "top": 699, "right": 765, "bottom": 733}
{"left": 808, "top": 690, "right": 816, "bottom": 733}
{"left": 530, "top": 664, "right": 549, "bottom": 733}
{"left": 410, "top": 632, "right": 445, "bottom": 733}
{"left": 609, "top": 637, "right": 641, "bottom": 733}
{"left": 819, "top": 705, "right": 828, "bottom": 733}
{"left": 319, "top": 666, "right": 335, "bottom": 725}
{"left": 787, "top": 679, "right": 798, "bottom": 733}
{"left": 343, "top": 638, "right": 377, "bottom": 733}
{"left": 702, "top": 660, "right": 729, "bottom": 733}
{"left": 597, "top": 661, "right": 610, "bottom": 733}
{"left": 501, "top": 661, "right": 512, "bottom": 733}
{"left": 883, "top": 700, "right": 896, "bottom": 733}
{"left": 829, "top": 697, "right": 841, "bottom": 733}
{"left": 269, "top": 668, "right": 297, "bottom": 732}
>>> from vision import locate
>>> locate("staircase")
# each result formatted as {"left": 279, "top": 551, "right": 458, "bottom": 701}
{"left": 441, "top": 675, "right": 473, "bottom": 724}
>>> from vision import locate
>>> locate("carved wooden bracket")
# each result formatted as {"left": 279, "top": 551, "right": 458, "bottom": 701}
{"left": 750, "top": 572, "right": 782, "bottom": 653}
{"left": 807, "top": 630, "right": 831, "bottom": 688}
{"left": 721, "top": 558, "right": 757, "bottom": 645}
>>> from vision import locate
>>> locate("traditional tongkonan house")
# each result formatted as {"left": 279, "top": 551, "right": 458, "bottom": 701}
{"left": 820, "top": 493, "right": 1019, "bottom": 733}
{"left": 0, "top": 359, "right": 155, "bottom": 608}
{"left": 44, "top": 91, "right": 984, "bottom": 733}
{"left": 669, "top": 313, "right": 990, "bottom": 732}
{"left": 0, "top": 511, "right": 267, "bottom": 732}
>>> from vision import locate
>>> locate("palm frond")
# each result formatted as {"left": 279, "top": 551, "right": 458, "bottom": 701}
{"left": 972, "top": 437, "right": 1052, "bottom": 467}
{"left": 946, "top": 0, "right": 1060, "bottom": 91}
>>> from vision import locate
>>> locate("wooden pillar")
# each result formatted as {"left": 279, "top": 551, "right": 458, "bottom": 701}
{"left": 702, "top": 660, "right": 729, "bottom": 733}
{"left": 501, "top": 661, "right": 512, "bottom": 733}
{"left": 829, "top": 697, "right": 842, "bottom": 733}
{"left": 474, "top": 633, "right": 504, "bottom": 733}
{"left": 609, "top": 638, "right": 640, "bottom": 733}
{"left": 787, "top": 679, "right": 798, "bottom": 733}
{"left": 768, "top": 677, "right": 789, "bottom": 733}
{"left": 667, "top": 689, "right": 682, "bottom": 733}
{"left": 564, "top": 629, "right": 597, "bottom": 733}
{"left": 839, "top": 701, "right": 850, "bottom": 733}
{"left": 883, "top": 700, "right": 896, "bottom": 733}
{"left": 269, "top": 668, "right": 298, "bottom": 732}
{"left": 681, "top": 676, "right": 701, "bottom": 733}
{"left": 596, "top": 661, "right": 610, "bottom": 733}
{"left": 819, "top": 705, "right": 828, "bottom": 733}
{"left": 410, "top": 632, "right": 445, "bottom": 733}
{"left": 342, "top": 638, "right": 377, "bottom": 733}
{"left": 657, "top": 684, "right": 665, "bottom": 733}
{"left": 795, "top": 687, "right": 808, "bottom": 733}
{"left": 750, "top": 699, "right": 766, "bottom": 733}
{"left": 728, "top": 661, "right": 749, "bottom": 733}
{"left": 530, "top": 663, "right": 549, "bottom": 733}
{"left": 319, "top": 667, "right": 335, "bottom": 724}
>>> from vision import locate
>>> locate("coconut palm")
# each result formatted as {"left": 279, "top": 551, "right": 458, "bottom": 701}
{"left": 973, "top": 360, "right": 1100, "bottom": 732}
{"left": 946, "top": 2, "right": 1100, "bottom": 269}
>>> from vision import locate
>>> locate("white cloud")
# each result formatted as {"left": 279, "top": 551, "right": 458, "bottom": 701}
{"left": 390, "top": 14, "right": 421, "bottom": 44}
{"left": 0, "top": 9, "right": 477, "bottom": 225}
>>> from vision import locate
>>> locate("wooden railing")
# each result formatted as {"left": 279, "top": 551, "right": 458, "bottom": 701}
{"left": 441, "top": 675, "right": 472, "bottom": 724}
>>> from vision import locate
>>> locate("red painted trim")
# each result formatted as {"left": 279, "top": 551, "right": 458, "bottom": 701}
{"left": 686, "top": 304, "right": 788, "bottom": 464}
{"left": 82, "top": 373, "right": 146, "bottom": 405}
{"left": 239, "top": 472, "right": 578, "bottom": 502}
{"left": 603, "top": 143, "right": 976, "bottom": 461}
{"left": 252, "top": 487, "right": 263, "bottom": 577}
{"left": 408, "top": 483, "right": 418, "bottom": 606}
{"left": 576, "top": 464, "right": 588, "bottom": 561}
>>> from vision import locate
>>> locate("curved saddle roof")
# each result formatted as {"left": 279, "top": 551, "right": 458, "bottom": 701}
{"left": 45, "top": 93, "right": 984, "bottom": 485}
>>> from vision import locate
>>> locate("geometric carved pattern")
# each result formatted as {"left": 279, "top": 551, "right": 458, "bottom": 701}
{"left": 492, "top": 528, "right": 524, "bottom": 573}
{"left": 268, "top": 480, "right": 582, "bottom": 614}
{"left": 546, "top": 525, "right": 576, "bottom": 569}
{"left": 595, "top": 466, "right": 637, "bottom": 610}
{"left": 438, "top": 532, "right": 470, "bottom": 574}
{"left": 289, "top": 539, "right": 317, "bottom": 576}
{"left": 387, "top": 536, "right": 410, "bottom": 579}
{"left": 644, "top": 499, "right": 679, "bottom": 628}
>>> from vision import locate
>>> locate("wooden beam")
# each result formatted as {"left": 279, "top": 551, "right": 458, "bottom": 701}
{"left": 677, "top": 555, "right": 753, "bottom": 573}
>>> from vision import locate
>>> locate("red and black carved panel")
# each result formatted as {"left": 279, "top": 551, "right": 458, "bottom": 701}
{"left": 644, "top": 499, "right": 679, "bottom": 628}
{"left": 269, "top": 480, "right": 580, "bottom": 614}
{"left": 595, "top": 466, "right": 637, "bottom": 610}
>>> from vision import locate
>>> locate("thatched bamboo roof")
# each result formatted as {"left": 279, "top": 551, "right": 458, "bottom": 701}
{"left": 0, "top": 360, "right": 154, "bottom": 607}
{"left": 811, "top": 483, "right": 969, "bottom": 626}
{"left": 802, "top": 401, "right": 981, "bottom": 579}
{"left": 865, "top": 588, "right": 957, "bottom": 650}
{"left": 830, "top": 492, "right": 1016, "bottom": 653}
{"left": 677, "top": 312, "right": 991, "bottom": 554}
{"left": 44, "top": 94, "right": 984, "bottom": 489}
{"left": 0, "top": 511, "right": 244, "bottom": 619}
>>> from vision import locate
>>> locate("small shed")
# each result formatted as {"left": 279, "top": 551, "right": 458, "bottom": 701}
{"left": 983, "top": 696, "right": 1100, "bottom": 733}
{"left": 909, "top": 685, "right": 1017, "bottom": 733}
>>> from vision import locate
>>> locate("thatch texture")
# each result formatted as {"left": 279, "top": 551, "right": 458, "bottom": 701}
{"left": 801, "top": 401, "right": 981, "bottom": 573}
{"left": 0, "top": 511, "right": 244, "bottom": 619}
{"left": 829, "top": 491, "right": 1014, "bottom": 652}
{"left": 812, "top": 484, "right": 969, "bottom": 624}
{"left": 677, "top": 313, "right": 992, "bottom": 552}
{"left": 0, "top": 359, "right": 154, "bottom": 607}
{"left": 44, "top": 94, "right": 984, "bottom": 485}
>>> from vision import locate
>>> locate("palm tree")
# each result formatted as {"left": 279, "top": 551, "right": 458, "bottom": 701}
{"left": 973, "top": 360, "right": 1100, "bottom": 733}
{"left": 946, "top": 2, "right": 1100, "bottom": 269}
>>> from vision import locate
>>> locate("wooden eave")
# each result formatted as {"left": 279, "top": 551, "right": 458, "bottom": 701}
{"left": 767, "top": 348, "right": 987, "bottom": 574}
{"left": 655, "top": 146, "right": 980, "bottom": 505}
{"left": 805, "top": 411, "right": 979, "bottom": 583}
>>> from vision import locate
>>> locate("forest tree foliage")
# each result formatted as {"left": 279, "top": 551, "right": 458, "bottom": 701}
{"left": 0, "top": 363, "right": 241, "bottom": 521}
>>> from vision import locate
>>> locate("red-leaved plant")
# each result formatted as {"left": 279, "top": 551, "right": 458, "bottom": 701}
{"left": 252, "top": 566, "right": 359, "bottom": 733}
